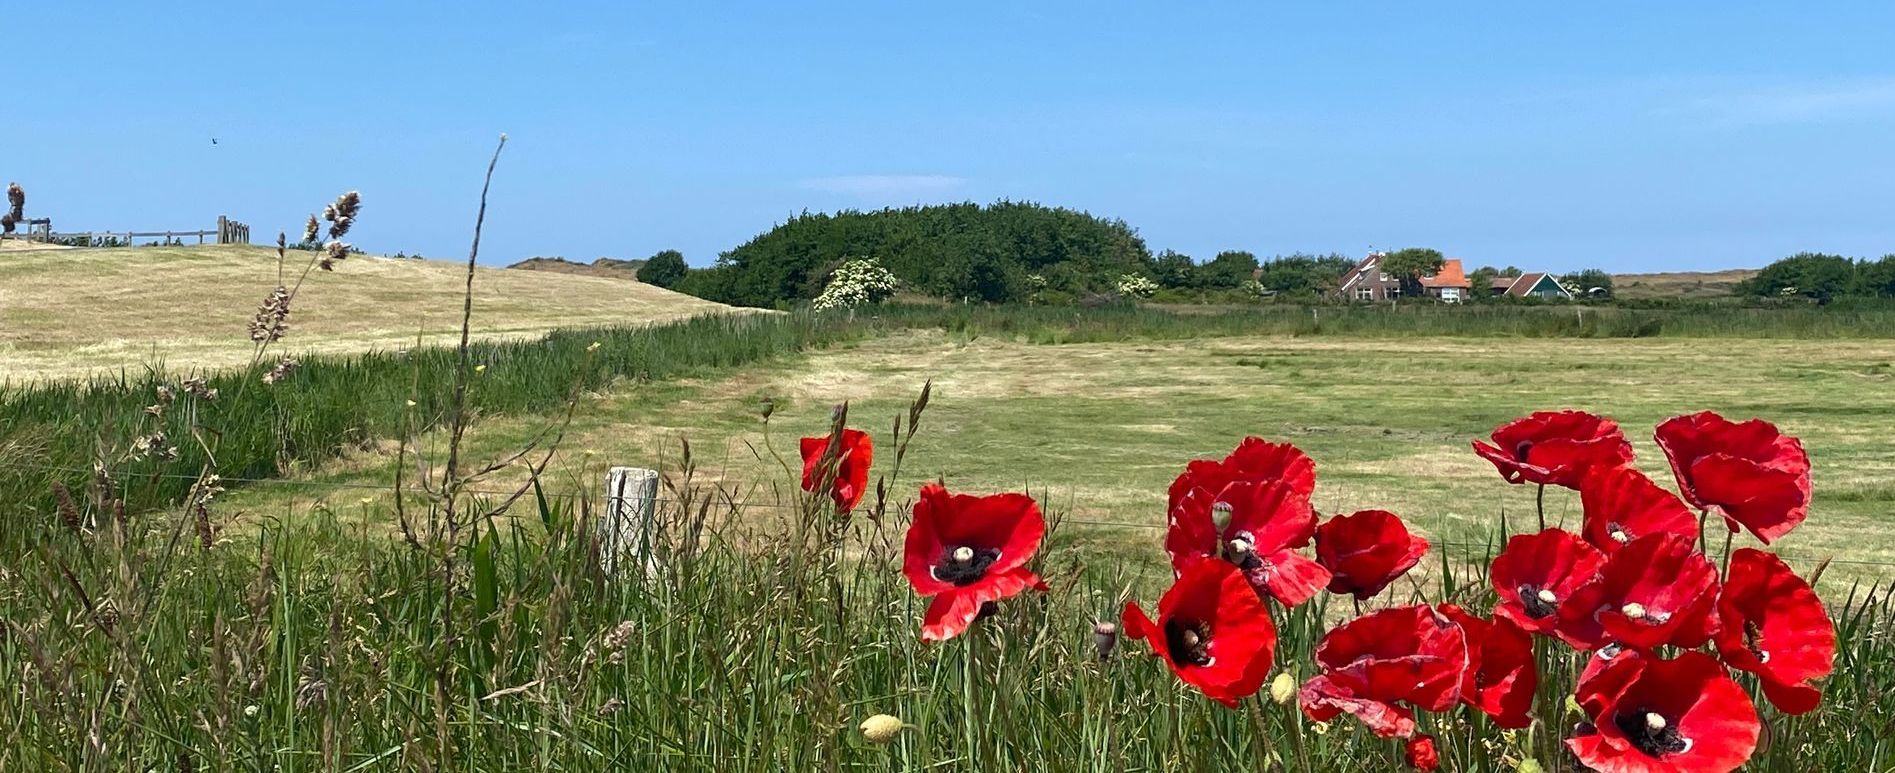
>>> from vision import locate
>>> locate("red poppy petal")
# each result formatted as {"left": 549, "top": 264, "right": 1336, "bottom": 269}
{"left": 902, "top": 484, "right": 956, "bottom": 596}
{"left": 1300, "top": 674, "right": 1418, "bottom": 738}
{"left": 1689, "top": 454, "right": 1808, "bottom": 544}
{"left": 1259, "top": 550, "right": 1331, "bottom": 607}
{"left": 939, "top": 492, "right": 1045, "bottom": 575}
{"left": 798, "top": 436, "right": 828, "bottom": 493}
{"left": 1578, "top": 465, "right": 1697, "bottom": 554}
{"left": 920, "top": 591, "right": 983, "bottom": 643}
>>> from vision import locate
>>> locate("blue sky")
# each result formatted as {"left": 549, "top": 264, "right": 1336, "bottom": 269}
{"left": 7, "top": 2, "right": 1895, "bottom": 272}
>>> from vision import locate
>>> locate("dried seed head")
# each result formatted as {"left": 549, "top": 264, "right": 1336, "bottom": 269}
{"left": 262, "top": 356, "right": 301, "bottom": 385}
{"left": 319, "top": 241, "right": 350, "bottom": 271}
{"left": 95, "top": 597, "right": 121, "bottom": 632}
{"left": 303, "top": 214, "right": 320, "bottom": 244}
{"left": 248, "top": 286, "right": 292, "bottom": 343}
{"left": 180, "top": 377, "right": 218, "bottom": 401}
{"left": 130, "top": 432, "right": 179, "bottom": 461}
{"left": 596, "top": 697, "right": 625, "bottom": 716}
{"left": 5, "top": 182, "right": 22, "bottom": 221}
{"left": 53, "top": 482, "right": 83, "bottom": 534}
{"left": 603, "top": 620, "right": 637, "bottom": 652}
{"left": 323, "top": 191, "right": 362, "bottom": 239}
{"left": 859, "top": 714, "right": 905, "bottom": 744}
{"left": 155, "top": 385, "right": 176, "bottom": 404}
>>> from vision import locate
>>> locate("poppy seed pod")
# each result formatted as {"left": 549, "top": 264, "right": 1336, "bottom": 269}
{"left": 1093, "top": 622, "right": 1119, "bottom": 661}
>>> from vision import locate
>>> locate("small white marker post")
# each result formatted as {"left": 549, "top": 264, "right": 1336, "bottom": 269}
{"left": 602, "top": 466, "right": 660, "bottom": 577}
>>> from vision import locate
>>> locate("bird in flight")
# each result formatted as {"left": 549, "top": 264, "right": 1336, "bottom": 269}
{"left": 211, "top": 138, "right": 219, "bottom": 145}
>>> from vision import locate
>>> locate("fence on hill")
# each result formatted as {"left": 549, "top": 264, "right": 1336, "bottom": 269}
{"left": 17, "top": 215, "right": 252, "bottom": 247}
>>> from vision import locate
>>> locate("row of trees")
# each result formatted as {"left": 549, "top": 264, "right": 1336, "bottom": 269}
{"left": 662, "top": 202, "right": 1151, "bottom": 307}
{"left": 1735, "top": 252, "right": 1895, "bottom": 302}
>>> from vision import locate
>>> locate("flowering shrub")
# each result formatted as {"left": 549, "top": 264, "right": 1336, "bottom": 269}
{"left": 812, "top": 258, "right": 899, "bottom": 311}
{"left": 875, "top": 408, "right": 1830, "bottom": 772}
{"left": 1115, "top": 273, "right": 1158, "bottom": 299}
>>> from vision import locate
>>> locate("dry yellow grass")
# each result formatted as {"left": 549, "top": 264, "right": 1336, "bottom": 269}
{"left": 0, "top": 244, "right": 735, "bottom": 382}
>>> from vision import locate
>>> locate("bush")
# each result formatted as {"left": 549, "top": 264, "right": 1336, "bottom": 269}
{"left": 1116, "top": 273, "right": 1159, "bottom": 299}
{"left": 811, "top": 258, "right": 900, "bottom": 311}
{"left": 638, "top": 249, "right": 688, "bottom": 288}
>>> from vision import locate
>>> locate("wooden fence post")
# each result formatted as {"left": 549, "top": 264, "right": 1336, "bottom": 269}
{"left": 602, "top": 466, "right": 660, "bottom": 577}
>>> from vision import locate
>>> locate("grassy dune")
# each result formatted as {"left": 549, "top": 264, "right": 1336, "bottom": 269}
{"left": 0, "top": 245, "right": 733, "bottom": 382}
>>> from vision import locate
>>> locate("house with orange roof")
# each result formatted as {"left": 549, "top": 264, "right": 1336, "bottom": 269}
{"left": 1337, "top": 252, "right": 1474, "bottom": 302}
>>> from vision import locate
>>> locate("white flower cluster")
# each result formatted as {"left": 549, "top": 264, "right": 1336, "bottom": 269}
{"left": 812, "top": 258, "right": 900, "bottom": 311}
{"left": 1116, "top": 273, "right": 1158, "bottom": 299}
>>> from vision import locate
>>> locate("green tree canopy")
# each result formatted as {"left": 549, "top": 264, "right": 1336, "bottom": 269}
{"left": 1469, "top": 265, "right": 1500, "bottom": 296}
{"left": 1562, "top": 268, "right": 1615, "bottom": 298}
{"left": 1147, "top": 250, "right": 1196, "bottom": 289}
{"left": 1199, "top": 250, "right": 1260, "bottom": 289}
{"left": 1381, "top": 248, "right": 1445, "bottom": 296}
{"left": 638, "top": 249, "right": 688, "bottom": 288}
{"left": 689, "top": 201, "right": 1150, "bottom": 307}
{"left": 1737, "top": 253, "right": 1857, "bottom": 301}
{"left": 1255, "top": 253, "right": 1354, "bottom": 296}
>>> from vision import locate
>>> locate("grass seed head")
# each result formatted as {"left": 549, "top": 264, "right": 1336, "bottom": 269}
{"left": 859, "top": 714, "right": 904, "bottom": 744}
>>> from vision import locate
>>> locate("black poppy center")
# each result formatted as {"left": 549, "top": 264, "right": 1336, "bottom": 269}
{"left": 934, "top": 546, "right": 1001, "bottom": 586}
{"left": 1513, "top": 440, "right": 1534, "bottom": 462}
{"left": 1517, "top": 583, "right": 1558, "bottom": 619}
{"left": 1743, "top": 619, "right": 1770, "bottom": 663}
{"left": 1164, "top": 620, "right": 1213, "bottom": 667}
{"left": 1615, "top": 708, "right": 1689, "bottom": 758}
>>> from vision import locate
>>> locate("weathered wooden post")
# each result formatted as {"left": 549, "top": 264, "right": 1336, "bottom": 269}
{"left": 602, "top": 466, "right": 660, "bottom": 576}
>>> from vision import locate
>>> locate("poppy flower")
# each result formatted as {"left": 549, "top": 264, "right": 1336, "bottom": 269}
{"left": 1472, "top": 411, "right": 1635, "bottom": 489}
{"left": 1557, "top": 533, "right": 1719, "bottom": 652}
{"left": 1438, "top": 604, "right": 1537, "bottom": 729}
{"left": 1567, "top": 651, "right": 1760, "bottom": 773}
{"left": 1122, "top": 559, "right": 1277, "bottom": 708}
{"left": 1314, "top": 510, "right": 1429, "bottom": 600}
{"left": 1167, "top": 437, "right": 1316, "bottom": 515}
{"left": 1577, "top": 465, "right": 1698, "bottom": 554}
{"left": 800, "top": 429, "right": 873, "bottom": 512}
{"left": 1489, "top": 528, "right": 1606, "bottom": 644}
{"left": 1655, "top": 411, "right": 1811, "bottom": 545}
{"left": 1404, "top": 735, "right": 1440, "bottom": 771}
{"left": 1164, "top": 481, "right": 1331, "bottom": 606}
{"left": 902, "top": 483, "right": 1047, "bottom": 643}
{"left": 1300, "top": 605, "right": 1469, "bottom": 738}
{"left": 1713, "top": 548, "right": 1835, "bottom": 715}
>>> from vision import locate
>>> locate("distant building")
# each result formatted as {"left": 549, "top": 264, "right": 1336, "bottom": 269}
{"left": 1491, "top": 272, "right": 1573, "bottom": 300}
{"left": 1337, "top": 253, "right": 1472, "bottom": 302}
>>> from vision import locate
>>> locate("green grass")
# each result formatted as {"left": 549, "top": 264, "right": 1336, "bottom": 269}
{"left": 7, "top": 302, "right": 1895, "bottom": 770}
{"left": 4, "top": 451, "right": 1891, "bottom": 770}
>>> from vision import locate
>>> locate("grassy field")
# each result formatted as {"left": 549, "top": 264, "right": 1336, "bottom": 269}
{"left": 222, "top": 327, "right": 1895, "bottom": 583}
{"left": 0, "top": 245, "right": 732, "bottom": 382}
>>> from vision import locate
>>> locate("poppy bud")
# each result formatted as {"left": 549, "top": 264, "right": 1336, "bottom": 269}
{"left": 1093, "top": 622, "right": 1118, "bottom": 661}
{"left": 1269, "top": 672, "right": 1297, "bottom": 705}
{"left": 859, "top": 714, "right": 905, "bottom": 745}
{"left": 1211, "top": 501, "right": 1234, "bottom": 532}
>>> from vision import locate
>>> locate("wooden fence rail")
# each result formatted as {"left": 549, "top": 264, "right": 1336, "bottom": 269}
{"left": 26, "top": 215, "right": 253, "bottom": 247}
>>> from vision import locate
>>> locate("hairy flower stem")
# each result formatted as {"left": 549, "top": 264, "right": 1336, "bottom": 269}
{"left": 1535, "top": 484, "right": 1546, "bottom": 532}
{"left": 1247, "top": 697, "right": 1278, "bottom": 771}
{"left": 962, "top": 634, "right": 980, "bottom": 769}
{"left": 1720, "top": 527, "right": 1736, "bottom": 581}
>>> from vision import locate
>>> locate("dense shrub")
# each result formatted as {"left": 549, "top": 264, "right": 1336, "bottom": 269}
{"left": 638, "top": 249, "right": 688, "bottom": 288}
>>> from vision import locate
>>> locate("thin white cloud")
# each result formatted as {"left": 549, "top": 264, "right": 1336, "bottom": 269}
{"left": 1672, "top": 77, "right": 1895, "bottom": 127}
{"left": 797, "top": 174, "right": 969, "bottom": 197}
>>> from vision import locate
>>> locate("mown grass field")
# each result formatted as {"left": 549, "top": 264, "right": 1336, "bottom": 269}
{"left": 0, "top": 245, "right": 732, "bottom": 382}
{"left": 223, "top": 328, "right": 1895, "bottom": 584}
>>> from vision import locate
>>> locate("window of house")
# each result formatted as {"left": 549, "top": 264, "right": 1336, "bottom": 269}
{"left": 1386, "top": 286, "right": 1401, "bottom": 299}
{"left": 1441, "top": 287, "right": 1461, "bottom": 301}
{"left": 1355, "top": 287, "right": 1374, "bottom": 300}
{"left": 1378, "top": 272, "right": 1393, "bottom": 282}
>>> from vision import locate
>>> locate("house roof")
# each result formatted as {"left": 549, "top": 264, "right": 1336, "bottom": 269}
{"left": 1491, "top": 276, "right": 1520, "bottom": 290}
{"left": 1418, "top": 259, "right": 1470, "bottom": 289}
{"left": 1505, "top": 272, "right": 1572, "bottom": 298}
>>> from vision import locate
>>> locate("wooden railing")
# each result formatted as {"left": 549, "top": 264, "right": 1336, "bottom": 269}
{"left": 31, "top": 215, "right": 253, "bottom": 247}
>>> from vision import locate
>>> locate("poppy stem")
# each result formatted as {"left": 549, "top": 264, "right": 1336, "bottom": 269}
{"left": 1720, "top": 527, "right": 1736, "bottom": 581}
{"left": 1697, "top": 508, "right": 1710, "bottom": 555}
{"left": 961, "top": 634, "right": 980, "bottom": 769}
{"left": 1352, "top": 597, "right": 1363, "bottom": 617}
{"left": 1246, "top": 697, "right": 1277, "bottom": 771}
{"left": 1534, "top": 484, "right": 1546, "bottom": 532}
